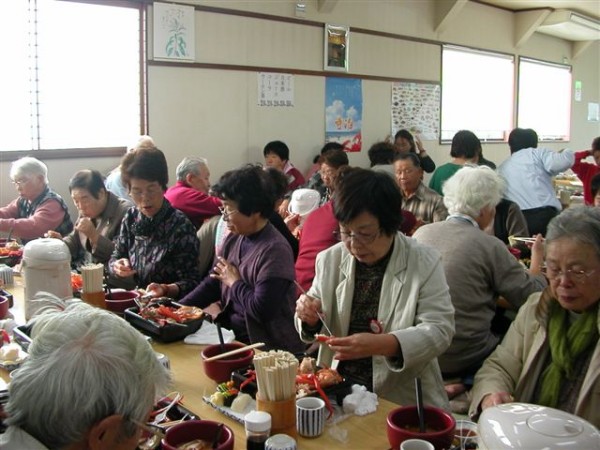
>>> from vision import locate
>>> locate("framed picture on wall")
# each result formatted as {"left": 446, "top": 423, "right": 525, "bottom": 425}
{"left": 324, "top": 24, "right": 349, "bottom": 72}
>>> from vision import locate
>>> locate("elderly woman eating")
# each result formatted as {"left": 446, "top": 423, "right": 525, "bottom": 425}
{"left": 179, "top": 165, "right": 304, "bottom": 353}
{"left": 109, "top": 147, "right": 201, "bottom": 298}
{"left": 469, "top": 206, "right": 600, "bottom": 427}
{"left": 413, "top": 166, "right": 547, "bottom": 401}
{"left": 0, "top": 156, "right": 72, "bottom": 244}
{"left": 47, "top": 169, "right": 131, "bottom": 269}
{"left": 295, "top": 168, "right": 454, "bottom": 409}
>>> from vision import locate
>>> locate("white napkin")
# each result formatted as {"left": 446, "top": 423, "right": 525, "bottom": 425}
{"left": 184, "top": 321, "right": 235, "bottom": 345}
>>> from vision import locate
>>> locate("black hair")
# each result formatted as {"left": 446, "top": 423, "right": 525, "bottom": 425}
{"left": 508, "top": 128, "right": 538, "bottom": 154}
{"left": 322, "top": 149, "right": 349, "bottom": 169}
{"left": 333, "top": 167, "right": 402, "bottom": 236}
{"left": 393, "top": 129, "right": 417, "bottom": 153}
{"left": 368, "top": 142, "right": 396, "bottom": 167}
{"left": 450, "top": 130, "right": 481, "bottom": 159}
{"left": 263, "top": 140, "right": 290, "bottom": 161}
{"left": 212, "top": 164, "right": 275, "bottom": 218}
{"left": 592, "top": 136, "right": 600, "bottom": 152}
{"left": 68, "top": 169, "right": 106, "bottom": 199}
{"left": 121, "top": 147, "right": 169, "bottom": 190}
{"left": 264, "top": 167, "right": 289, "bottom": 201}
{"left": 320, "top": 142, "right": 344, "bottom": 155}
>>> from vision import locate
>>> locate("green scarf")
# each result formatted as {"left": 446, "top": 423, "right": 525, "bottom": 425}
{"left": 538, "top": 299, "right": 599, "bottom": 408}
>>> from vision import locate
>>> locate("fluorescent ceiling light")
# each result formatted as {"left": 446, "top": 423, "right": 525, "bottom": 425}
{"left": 537, "top": 10, "right": 600, "bottom": 41}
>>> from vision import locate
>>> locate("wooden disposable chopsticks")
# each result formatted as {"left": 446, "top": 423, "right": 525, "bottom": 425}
{"left": 202, "top": 342, "right": 265, "bottom": 362}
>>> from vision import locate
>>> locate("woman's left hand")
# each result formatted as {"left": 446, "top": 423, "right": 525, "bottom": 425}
{"left": 210, "top": 256, "right": 241, "bottom": 287}
{"left": 327, "top": 333, "right": 399, "bottom": 360}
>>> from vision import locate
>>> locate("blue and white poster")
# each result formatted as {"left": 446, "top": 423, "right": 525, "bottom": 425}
{"left": 325, "top": 77, "right": 362, "bottom": 152}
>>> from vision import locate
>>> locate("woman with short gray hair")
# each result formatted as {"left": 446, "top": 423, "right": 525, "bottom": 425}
{"left": 0, "top": 156, "right": 73, "bottom": 243}
{"left": 413, "top": 165, "right": 547, "bottom": 406}
{"left": 470, "top": 207, "right": 600, "bottom": 427}
{"left": 1, "top": 300, "right": 170, "bottom": 449}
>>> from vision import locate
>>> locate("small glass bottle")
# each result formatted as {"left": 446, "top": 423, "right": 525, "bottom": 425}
{"left": 244, "top": 410, "right": 272, "bottom": 450}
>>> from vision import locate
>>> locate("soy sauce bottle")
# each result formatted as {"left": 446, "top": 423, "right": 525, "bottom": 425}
{"left": 244, "top": 410, "right": 272, "bottom": 450}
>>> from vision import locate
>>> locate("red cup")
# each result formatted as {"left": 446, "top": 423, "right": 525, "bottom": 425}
{"left": 0, "top": 296, "right": 9, "bottom": 320}
{"left": 162, "top": 420, "right": 234, "bottom": 450}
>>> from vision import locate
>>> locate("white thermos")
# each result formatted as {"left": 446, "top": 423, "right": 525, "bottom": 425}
{"left": 22, "top": 238, "right": 71, "bottom": 320}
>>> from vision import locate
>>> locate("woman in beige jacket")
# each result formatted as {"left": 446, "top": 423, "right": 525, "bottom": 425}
{"left": 469, "top": 207, "right": 600, "bottom": 427}
{"left": 295, "top": 168, "right": 454, "bottom": 410}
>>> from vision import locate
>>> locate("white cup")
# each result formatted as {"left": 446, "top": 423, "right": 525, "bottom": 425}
{"left": 400, "top": 439, "right": 435, "bottom": 450}
{"left": 296, "top": 397, "right": 325, "bottom": 437}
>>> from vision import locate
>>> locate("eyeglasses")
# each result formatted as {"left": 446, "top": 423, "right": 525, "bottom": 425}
{"left": 11, "top": 177, "right": 30, "bottom": 186}
{"left": 333, "top": 228, "right": 381, "bottom": 245}
{"left": 218, "top": 206, "right": 239, "bottom": 222}
{"left": 129, "top": 186, "right": 163, "bottom": 200}
{"left": 542, "top": 266, "right": 597, "bottom": 284}
{"left": 130, "top": 418, "right": 165, "bottom": 448}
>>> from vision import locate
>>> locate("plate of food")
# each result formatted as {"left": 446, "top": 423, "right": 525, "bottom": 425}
{"left": 203, "top": 356, "right": 349, "bottom": 422}
{"left": 124, "top": 299, "right": 205, "bottom": 343}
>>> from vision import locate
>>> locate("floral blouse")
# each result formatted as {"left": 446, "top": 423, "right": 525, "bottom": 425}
{"left": 109, "top": 200, "right": 201, "bottom": 298}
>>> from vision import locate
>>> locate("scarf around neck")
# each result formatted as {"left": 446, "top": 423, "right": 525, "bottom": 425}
{"left": 538, "top": 298, "right": 599, "bottom": 408}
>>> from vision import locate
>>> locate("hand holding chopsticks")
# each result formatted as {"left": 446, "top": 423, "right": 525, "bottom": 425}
{"left": 202, "top": 342, "right": 265, "bottom": 362}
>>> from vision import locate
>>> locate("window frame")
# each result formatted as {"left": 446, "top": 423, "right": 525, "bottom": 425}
{"left": 0, "top": 0, "right": 148, "bottom": 161}
{"left": 516, "top": 56, "right": 572, "bottom": 143}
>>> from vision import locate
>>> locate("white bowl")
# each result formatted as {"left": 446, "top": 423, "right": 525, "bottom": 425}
{"left": 478, "top": 403, "right": 599, "bottom": 450}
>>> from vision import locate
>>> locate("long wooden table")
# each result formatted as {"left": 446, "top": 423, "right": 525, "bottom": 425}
{"left": 1, "top": 276, "right": 394, "bottom": 449}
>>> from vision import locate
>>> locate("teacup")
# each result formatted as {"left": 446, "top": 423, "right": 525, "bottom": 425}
{"left": 296, "top": 397, "right": 325, "bottom": 438}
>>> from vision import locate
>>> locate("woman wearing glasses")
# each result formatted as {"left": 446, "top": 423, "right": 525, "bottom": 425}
{"left": 179, "top": 165, "right": 304, "bottom": 353}
{"left": 469, "top": 207, "right": 600, "bottom": 427}
{"left": 109, "top": 147, "right": 201, "bottom": 298}
{"left": 295, "top": 168, "right": 455, "bottom": 409}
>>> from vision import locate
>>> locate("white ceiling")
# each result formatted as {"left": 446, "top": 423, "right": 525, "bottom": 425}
{"left": 477, "top": 0, "right": 600, "bottom": 21}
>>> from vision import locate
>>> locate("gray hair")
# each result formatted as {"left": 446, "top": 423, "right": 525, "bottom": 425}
{"left": 176, "top": 156, "right": 208, "bottom": 182}
{"left": 9, "top": 157, "right": 48, "bottom": 184}
{"left": 442, "top": 165, "right": 505, "bottom": 217}
{"left": 128, "top": 135, "right": 155, "bottom": 152}
{"left": 546, "top": 206, "right": 600, "bottom": 258}
{"left": 5, "top": 300, "right": 170, "bottom": 448}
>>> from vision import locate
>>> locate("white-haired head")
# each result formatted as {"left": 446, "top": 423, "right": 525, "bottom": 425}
{"left": 442, "top": 165, "right": 504, "bottom": 218}
{"left": 5, "top": 298, "right": 170, "bottom": 448}
{"left": 10, "top": 157, "right": 48, "bottom": 184}
{"left": 176, "top": 156, "right": 208, "bottom": 182}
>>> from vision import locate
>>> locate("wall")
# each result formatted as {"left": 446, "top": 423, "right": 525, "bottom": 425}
{"left": 1, "top": 0, "right": 599, "bottom": 223}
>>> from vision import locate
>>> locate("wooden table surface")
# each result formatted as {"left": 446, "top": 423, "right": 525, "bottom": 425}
{"left": 1, "top": 275, "right": 395, "bottom": 449}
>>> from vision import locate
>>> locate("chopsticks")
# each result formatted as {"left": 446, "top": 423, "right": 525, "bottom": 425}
{"left": 511, "top": 236, "right": 537, "bottom": 243}
{"left": 294, "top": 280, "right": 332, "bottom": 337}
{"left": 203, "top": 342, "right": 265, "bottom": 362}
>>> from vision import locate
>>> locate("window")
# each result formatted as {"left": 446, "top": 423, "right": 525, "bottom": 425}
{"left": 441, "top": 46, "right": 514, "bottom": 142}
{"left": 517, "top": 58, "right": 571, "bottom": 141}
{"left": 0, "top": 0, "right": 145, "bottom": 152}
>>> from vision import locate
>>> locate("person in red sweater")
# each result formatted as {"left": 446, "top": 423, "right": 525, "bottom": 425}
{"left": 164, "top": 156, "right": 222, "bottom": 229}
{"left": 263, "top": 140, "right": 305, "bottom": 193}
{"left": 572, "top": 136, "right": 600, "bottom": 205}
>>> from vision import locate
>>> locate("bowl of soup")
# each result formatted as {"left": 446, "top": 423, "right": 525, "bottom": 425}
{"left": 162, "top": 419, "right": 234, "bottom": 450}
{"left": 387, "top": 405, "right": 455, "bottom": 450}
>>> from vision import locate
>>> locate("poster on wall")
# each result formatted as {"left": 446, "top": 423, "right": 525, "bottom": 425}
{"left": 391, "top": 82, "right": 440, "bottom": 141}
{"left": 153, "top": 2, "right": 195, "bottom": 61}
{"left": 325, "top": 77, "right": 362, "bottom": 152}
{"left": 257, "top": 73, "right": 294, "bottom": 106}
{"left": 324, "top": 24, "right": 349, "bottom": 72}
